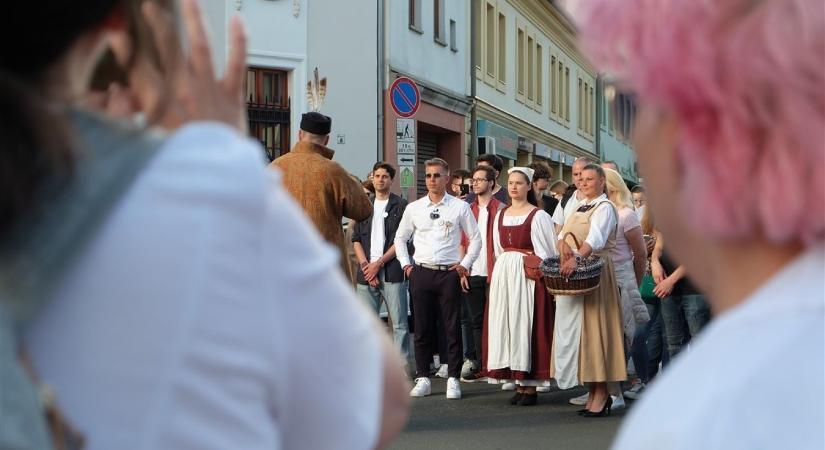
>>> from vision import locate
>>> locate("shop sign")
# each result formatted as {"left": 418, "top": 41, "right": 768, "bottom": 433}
{"left": 534, "top": 143, "right": 552, "bottom": 159}
{"left": 517, "top": 136, "right": 535, "bottom": 152}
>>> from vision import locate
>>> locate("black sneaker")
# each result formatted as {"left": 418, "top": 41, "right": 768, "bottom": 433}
{"left": 460, "top": 370, "right": 488, "bottom": 383}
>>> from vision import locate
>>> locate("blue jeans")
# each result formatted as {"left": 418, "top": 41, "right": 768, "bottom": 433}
{"left": 644, "top": 300, "right": 669, "bottom": 380}
{"left": 357, "top": 269, "right": 410, "bottom": 360}
{"left": 661, "top": 294, "right": 711, "bottom": 359}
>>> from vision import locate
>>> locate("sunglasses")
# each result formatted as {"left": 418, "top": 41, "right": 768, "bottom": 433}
{"left": 425, "top": 173, "right": 443, "bottom": 179}
{"left": 605, "top": 83, "right": 637, "bottom": 140}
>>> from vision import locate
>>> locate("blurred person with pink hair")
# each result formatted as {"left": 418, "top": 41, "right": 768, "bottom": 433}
{"left": 575, "top": 0, "right": 824, "bottom": 448}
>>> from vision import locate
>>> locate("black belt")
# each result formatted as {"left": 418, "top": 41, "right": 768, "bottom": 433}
{"left": 416, "top": 262, "right": 453, "bottom": 271}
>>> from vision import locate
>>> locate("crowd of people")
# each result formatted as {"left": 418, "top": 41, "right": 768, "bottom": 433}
{"left": 2, "top": 0, "right": 821, "bottom": 449}
{"left": 345, "top": 152, "right": 710, "bottom": 417}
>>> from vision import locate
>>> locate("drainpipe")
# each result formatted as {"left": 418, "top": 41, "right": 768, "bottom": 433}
{"left": 377, "top": 0, "right": 386, "bottom": 163}
{"left": 469, "top": 0, "right": 478, "bottom": 162}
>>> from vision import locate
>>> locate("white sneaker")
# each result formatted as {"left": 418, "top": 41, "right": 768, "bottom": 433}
{"left": 501, "top": 382, "right": 516, "bottom": 391}
{"left": 536, "top": 386, "right": 552, "bottom": 393}
{"left": 612, "top": 394, "right": 626, "bottom": 410}
{"left": 409, "top": 377, "right": 432, "bottom": 397}
{"left": 435, "top": 364, "right": 448, "bottom": 378}
{"left": 568, "top": 392, "right": 589, "bottom": 405}
{"left": 623, "top": 382, "right": 646, "bottom": 400}
{"left": 446, "top": 377, "right": 462, "bottom": 399}
{"left": 460, "top": 359, "right": 478, "bottom": 378}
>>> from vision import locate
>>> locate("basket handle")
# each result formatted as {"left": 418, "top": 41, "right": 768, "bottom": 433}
{"left": 563, "top": 232, "right": 583, "bottom": 250}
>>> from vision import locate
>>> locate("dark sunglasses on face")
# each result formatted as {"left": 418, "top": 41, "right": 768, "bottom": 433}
{"left": 425, "top": 173, "right": 443, "bottom": 179}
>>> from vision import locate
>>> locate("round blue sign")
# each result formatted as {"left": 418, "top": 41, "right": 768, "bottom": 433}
{"left": 390, "top": 77, "right": 421, "bottom": 118}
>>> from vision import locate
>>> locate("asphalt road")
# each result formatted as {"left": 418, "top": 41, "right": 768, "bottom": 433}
{"left": 389, "top": 378, "right": 626, "bottom": 450}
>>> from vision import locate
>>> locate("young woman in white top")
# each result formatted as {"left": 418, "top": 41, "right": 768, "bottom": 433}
{"left": 576, "top": 0, "right": 824, "bottom": 448}
{"left": 4, "top": 1, "right": 408, "bottom": 449}
{"left": 604, "top": 168, "right": 649, "bottom": 342}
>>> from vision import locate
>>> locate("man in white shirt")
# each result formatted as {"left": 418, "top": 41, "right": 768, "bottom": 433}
{"left": 460, "top": 165, "right": 506, "bottom": 382}
{"left": 553, "top": 157, "right": 594, "bottom": 235}
{"left": 352, "top": 162, "right": 410, "bottom": 362}
{"left": 395, "top": 158, "right": 482, "bottom": 400}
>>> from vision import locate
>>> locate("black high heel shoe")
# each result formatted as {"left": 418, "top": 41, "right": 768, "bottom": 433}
{"left": 581, "top": 396, "right": 613, "bottom": 418}
{"left": 519, "top": 393, "right": 538, "bottom": 406}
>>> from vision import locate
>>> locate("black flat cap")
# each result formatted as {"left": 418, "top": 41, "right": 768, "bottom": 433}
{"left": 300, "top": 112, "right": 332, "bottom": 135}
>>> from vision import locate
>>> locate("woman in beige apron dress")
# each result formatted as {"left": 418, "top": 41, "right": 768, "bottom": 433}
{"left": 550, "top": 164, "right": 626, "bottom": 417}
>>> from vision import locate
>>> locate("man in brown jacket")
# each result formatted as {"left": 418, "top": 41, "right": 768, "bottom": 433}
{"left": 270, "top": 112, "right": 372, "bottom": 282}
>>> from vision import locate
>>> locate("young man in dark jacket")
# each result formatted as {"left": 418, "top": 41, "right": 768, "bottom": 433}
{"left": 353, "top": 162, "right": 410, "bottom": 361}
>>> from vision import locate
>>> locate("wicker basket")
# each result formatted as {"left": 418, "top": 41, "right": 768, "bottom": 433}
{"left": 541, "top": 233, "right": 604, "bottom": 295}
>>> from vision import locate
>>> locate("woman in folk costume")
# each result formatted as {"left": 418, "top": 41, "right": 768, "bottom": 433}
{"left": 482, "top": 167, "right": 557, "bottom": 406}
{"left": 551, "top": 163, "right": 626, "bottom": 417}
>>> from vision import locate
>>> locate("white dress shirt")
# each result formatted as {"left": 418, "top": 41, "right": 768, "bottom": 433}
{"left": 26, "top": 122, "right": 382, "bottom": 450}
{"left": 552, "top": 189, "right": 584, "bottom": 226}
{"left": 557, "top": 194, "right": 618, "bottom": 252}
{"left": 395, "top": 193, "right": 481, "bottom": 270}
{"left": 612, "top": 244, "right": 824, "bottom": 450}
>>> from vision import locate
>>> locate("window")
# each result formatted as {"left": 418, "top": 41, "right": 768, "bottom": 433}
{"left": 246, "top": 67, "right": 290, "bottom": 161}
{"left": 479, "top": 2, "right": 505, "bottom": 90}
{"left": 564, "top": 67, "right": 570, "bottom": 121}
{"left": 409, "top": 0, "right": 422, "bottom": 32}
{"left": 449, "top": 20, "right": 457, "bottom": 51}
{"left": 614, "top": 94, "right": 637, "bottom": 139}
{"left": 578, "top": 77, "right": 584, "bottom": 131}
{"left": 606, "top": 92, "right": 616, "bottom": 133}
{"left": 497, "top": 12, "right": 506, "bottom": 85}
{"left": 536, "top": 44, "right": 543, "bottom": 108}
{"left": 434, "top": 0, "right": 445, "bottom": 45}
{"left": 527, "top": 35, "right": 534, "bottom": 102}
{"left": 557, "top": 60, "right": 564, "bottom": 119}
{"left": 550, "top": 56, "right": 557, "bottom": 115}
{"left": 486, "top": 3, "right": 495, "bottom": 78}
{"left": 578, "top": 80, "right": 596, "bottom": 137}
{"left": 474, "top": 1, "right": 481, "bottom": 76}
{"left": 517, "top": 26, "right": 525, "bottom": 100}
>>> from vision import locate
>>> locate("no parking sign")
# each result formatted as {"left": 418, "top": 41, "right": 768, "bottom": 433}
{"left": 389, "top": 77, "right": 421, "bottom": 118}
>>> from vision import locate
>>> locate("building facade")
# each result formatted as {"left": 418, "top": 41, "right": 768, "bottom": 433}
{"left": 200, "top": 0, "right": 308, "bottom": 162}
{"left": 199, "top": 0, "right": 637, "bottom": 195}
{"left": 473, "top": 0, "right": 601, "bottom": 185}
{"left": 385, "top": 0, "right": 472, "bottom": 199}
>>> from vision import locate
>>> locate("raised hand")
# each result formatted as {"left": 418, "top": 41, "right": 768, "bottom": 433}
{"left": 131, "top": 0, "right": 248, "bottom": 131}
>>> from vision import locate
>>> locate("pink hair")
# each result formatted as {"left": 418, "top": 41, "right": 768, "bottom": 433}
{"left": 576, "top": 0, "right": 825, "bottom": 245}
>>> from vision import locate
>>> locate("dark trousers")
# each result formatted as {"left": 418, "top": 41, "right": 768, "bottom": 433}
{"left": 463, "top": 276, "right": 488, "bottom": 365}
{"left": 410, "top": 266, "right": 463, "bottom": 379}
{"left": 461, "top": 297, "right": 476, "bottom": 361}
{"left": 644, "top": 299, "right": 670, "bottom": 380}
